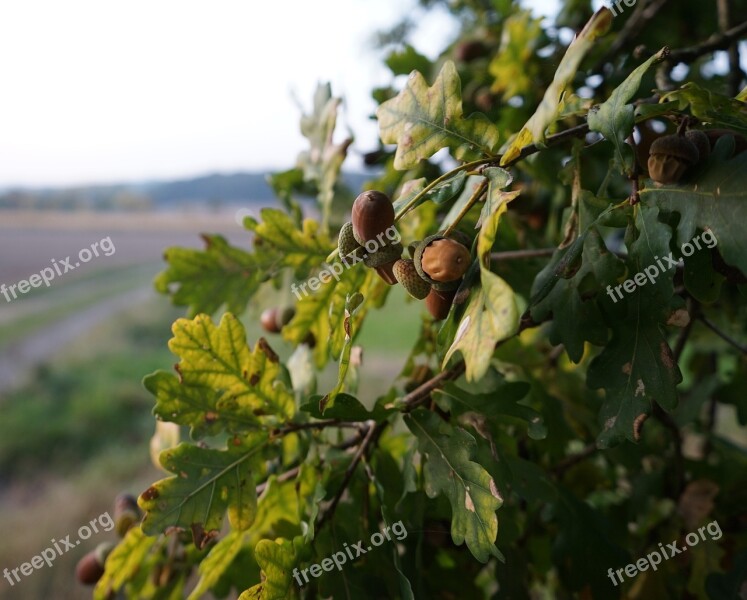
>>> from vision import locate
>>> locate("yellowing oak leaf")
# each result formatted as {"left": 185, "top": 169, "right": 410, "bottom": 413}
{"left": 377, "top": 60, "right": 500, "bottom": 170}
{"left": 501, "top": 8, "right": 612, "bottom": 165}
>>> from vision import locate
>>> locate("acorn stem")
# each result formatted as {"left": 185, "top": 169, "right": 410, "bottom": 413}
{"left": 443, "top": 179, "right": 488, "bottom": 237}
{"left": 394, "top": 157, "right": 494, "bottom": 221}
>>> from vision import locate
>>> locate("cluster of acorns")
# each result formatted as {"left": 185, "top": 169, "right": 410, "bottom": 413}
{"left": 647, "top": 127, "right": 747, "bottom": 185}
{"left": 338, "top": 190, "right": 473, "bottom": 320}
{"left": 75, "top": 493, "right": 141, "bottom": 586}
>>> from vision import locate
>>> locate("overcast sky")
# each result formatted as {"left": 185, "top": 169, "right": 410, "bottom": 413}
{"left": 0, "top": 0, "right": 562, "bottom": 187}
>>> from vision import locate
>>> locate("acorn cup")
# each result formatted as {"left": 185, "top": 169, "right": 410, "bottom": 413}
{"left": 647, "top": 133, "right": 699, "bottom": 184}
{"left": 393, "top": 259, "right": 431, "bottom": 299}
{"left": 685, "top": 129, "right": 710, "bottom": 163}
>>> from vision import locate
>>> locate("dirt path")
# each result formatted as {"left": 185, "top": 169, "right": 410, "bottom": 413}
{"left": 0, "top": 285, "right": 153, "bottom": 393}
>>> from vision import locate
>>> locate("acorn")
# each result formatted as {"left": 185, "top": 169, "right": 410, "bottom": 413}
{"left": 425, "top": 288, "right": 457, "bottom": 321}
{"left": 647, "top": 134, "right": 699, "bottom": 184}
{"left": 338, "top": 221, "right": 362, "bottom": 259}
{"left": 75, "top": 542, "right": 114, "bottom": 586}
{"left": 393, "top": 259, "right": 431, "bottom": 299}
{"left": 351, "top": 190, "right": 395, "bottom": 245}
{"left": 260, "top": 308, "right": 281, "bottom": 333}
{"left": 685, "top": 129, "right": 711, "bottom": 163}
{"left": 414, "top": 235, "right": 472, "bottom": 291}
{"left": 114, "top": 493, "right": 141, "bottom": 538}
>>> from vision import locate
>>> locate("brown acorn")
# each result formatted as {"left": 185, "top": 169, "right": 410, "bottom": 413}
{"left": 425, "top": 288, "right": 457, "bottom": 321}
{"left": 260, "top": 308, "right": 281, "bottom": 333}
{"left": 647, "top": 134, "right": 699, "bottom": 184}
{"left": 75, "top": 543, "right": 114, "bottom": 586}
{"left": 421, "top": 239, "right": 471, "bottom": 282}
{"left": 685, "top": 129, "right": 711, "bottom": 163}
{"left": 114, "top": 493, "right": 141, "bottom": 538}
{"left": 393, "top": 259, "right": 430, "bottom": 299}
{"left": 351, "top": 190, "right": 395, "bottom": 245}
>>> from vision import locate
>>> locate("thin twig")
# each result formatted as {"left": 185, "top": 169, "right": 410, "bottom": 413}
{"left": 443, "top": 179, "right": 487, "bottom": 237}
{"left": 316, "top": 420, "right": 386, "bottom": 528}
{"left": 592, "top": 0, "right": 670, "bottom": 74}
{"left": 255, "top": 465, "right": 301, "bottom": 496}
{"left": 273, "top": 419, "right": 362, "bottom": 435}
{"left": 717, "top": 0, "right": 744, "bottom": 96}
{"left": 551, "top": 443, "right": 597, "bottom": 476}
{"left": 666, "top": 20, "right": 747, "bottom": 64}
{"left": 489, "top": 248, "right": 557, "bottom": 261}
{"left": 699, "top": 316, "right": 747, "bottom": 354}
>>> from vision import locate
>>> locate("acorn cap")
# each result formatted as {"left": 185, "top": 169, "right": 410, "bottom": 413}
{"left": 351, "top": 190, "right": 395, "bottom": 244}
{"left": 338, "top": 221, "right": 362, "bottom": 258}
{"left": 393, "top": 259, "right": 430, "bottom": 299}
{"left": 685, "top": 129, "right": 710, "bottom": 162}
{"left": 275, "top": 307, "right": 295, "bottom": 330}
{"left": 649, "top": 134, "right": 699, "bottom": 165}
{"left": 363, "top": 242, "right": 403, "bottom": 268}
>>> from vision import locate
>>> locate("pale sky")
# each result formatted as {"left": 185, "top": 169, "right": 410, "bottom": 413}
{"left": 0, "top": 0, "right": 561, "bottom": 187}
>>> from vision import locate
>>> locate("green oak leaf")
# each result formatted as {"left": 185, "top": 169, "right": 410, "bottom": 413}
{"left": 405, "top": 409, "right": 504, "bottom": 563}
{"left": 501, "top": 8, "right": 612, "bottom": 165}
{"left": 284, "top": 265, "right": 384, "bottom": 369}
{"left": 94, "top": 528, "right": 158, "bottom": 600}
{"left": 640, "top": 147, "right": 747, "bottom": 278}
{"left": 706, "top": 549, "right": 747, "bottom": 600}
{"left": 552, "top": 488, "right": 630, "bottom": 598}
{"left": 300, "top": 392, "right": 395, "bottom": 422}
{"left": 244, "top": 208, "right": 334, "bottom": 277}
{"left": 530, "top": 226, "right": 625, "bottom": 363}
{"left": 437, "top": 380, "right": 544, "bottom": 439}
{"left": 444, "top": 170, "right": 520, "bottom": 381}
{"left": 660, "top": 82, "right": 747, "bottom": 134}
{"left": 139, "top": 439, "right": 266, "bottom": 541}
{"left": 188, "top": 530, "right": 251, "bottom": 600}
{"left": 155, "top": 234, "right": 259, "bottom": 317}
{"left": 377, "top": 60, "right": 500, "bottom": 170}
{"left": 588, "top": 48, "right": 668, "bottom": 173}
{"left": 239, "top": 538, "right": 298, "bottom": 600}
{"left": 385, "top": 44, "right": 431, "bottom": 77}
{"left": 588, "top": 206, "right": 682, "bottom": 447}
{"left": 146, "top": 313, "right": 294, "bottom": 437}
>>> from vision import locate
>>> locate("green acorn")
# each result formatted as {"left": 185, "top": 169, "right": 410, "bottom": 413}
{"left": 363, "top": 242, "right": 403, "bottom": 268}
{"left": 393, "top": 259, "right": 430, "bottom": 299}
{"left": 338, "top": 221, "right": 362, "bottom": 258}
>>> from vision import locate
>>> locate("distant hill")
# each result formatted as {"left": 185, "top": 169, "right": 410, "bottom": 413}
{"left": 0, "top": 170, "right": 373, "bottom": 211}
